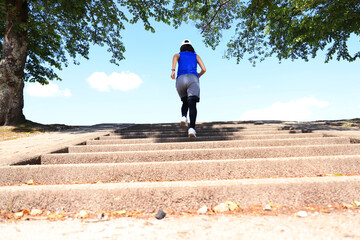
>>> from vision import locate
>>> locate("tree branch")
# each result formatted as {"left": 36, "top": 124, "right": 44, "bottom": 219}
{"left": 201, "top": 0, "right": 231, "bottom": 34}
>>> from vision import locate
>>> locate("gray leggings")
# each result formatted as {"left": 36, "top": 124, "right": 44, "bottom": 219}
{"left": 176, "top": 74, "right": 199, "bottom": 129}
{"left": 176, "top": 74, "right": 200, "bottom": 101}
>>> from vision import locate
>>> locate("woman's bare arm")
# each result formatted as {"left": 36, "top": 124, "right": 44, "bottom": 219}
{"left": 171, "top": 53, "right": 180, "bottom": 79}
{"left": 197, "top": 55, "right": 206, "bottom": 78}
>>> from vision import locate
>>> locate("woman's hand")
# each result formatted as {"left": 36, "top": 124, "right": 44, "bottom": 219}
{"left": 171, "top": 54, "right": 180, "bottom": 79}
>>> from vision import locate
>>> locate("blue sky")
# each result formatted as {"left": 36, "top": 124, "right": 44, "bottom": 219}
{"left": 23, "top": 19, "right": 360, "bottom": 125}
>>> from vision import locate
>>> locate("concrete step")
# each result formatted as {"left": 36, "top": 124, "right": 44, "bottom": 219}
{"left": 69, "top": 137, "right": 350, "bottom": 153}
{"left": 116, "top": 125, "right": 283, "bottom": 133}
{"left": 113, "top": 128, "right": 284, "bottom": 135}
{"left": 42, "top": 144, "right": 360, "bottom": 165}
{"left": 120, "top": 122, "right": 281, "bottom": 131}
{"left": 1, "top": 176, "right": 359, "bottom": 212}
{"left": 101, "top": 130, "right": 306, "bottom": 139}
{"left": 112, "top": 128, "right": 303, "bottom": 136}
{"left": 2, "top": 155, "right": 360, "bottom": 185}
{"left": 88, "top": 133, "right": 327, "bottom": 145}
{"left": 4, "top": 121, "right": 359, "bottom": 214}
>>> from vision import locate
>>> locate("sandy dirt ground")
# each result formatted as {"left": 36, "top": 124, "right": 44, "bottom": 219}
{"left": 1, "top": 212, "right": 360, "bottom": 240}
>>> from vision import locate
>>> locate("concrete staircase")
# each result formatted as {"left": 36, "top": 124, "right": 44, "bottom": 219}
{"left": 1, "top": 121, "right": 360, "bottom": 213}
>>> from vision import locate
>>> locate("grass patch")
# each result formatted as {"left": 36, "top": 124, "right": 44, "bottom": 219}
{"left": 0, "top": 120, "right": 75, "bottom": 142}
{"left": 342, "top": 123, "right": 357, "bottom": 128}
{"left": 350, "top": 118, "right": 360, "bottom": 124}
{"left": 13, "top": 120, "right": 74, "bottom": 133}
{"left": 323, "top": 119, "right": 360, "bottom": 128}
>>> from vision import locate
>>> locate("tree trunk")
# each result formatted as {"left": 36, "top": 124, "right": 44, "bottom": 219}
{"left": 0, "top": 0, "right": 28, "bottom": 125}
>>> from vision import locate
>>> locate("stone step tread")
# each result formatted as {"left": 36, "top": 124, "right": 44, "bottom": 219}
{"left": 101, "top": 130, "right": 306, "bottom": 139}
{"left": 1, "top": 176, "right": 359, "bottom": 212}
{"left": 70, "top": 137, "right": 349, "bottom": 153}
{"left": 42, "top": 144, "right": 360, "bottom": 164}
{"left": 53, "top": 144, "right": 360, "bottom": 155}
{"left": 2, "top": 155, "right": 360, "bottom": 185}
{"left": 122, "top": 123, "right": 282, "bottom": 130}
{"left": 114, "top": 127, "right": 286, "bottom": 134}
{"left": 109, "top": 130, "right": 305, "bottom": 137}
{"left": 91, "top": 133, "right": 325, "bottom": 143}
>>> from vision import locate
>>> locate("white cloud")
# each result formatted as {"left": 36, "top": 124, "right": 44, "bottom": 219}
{"left": 86, "top": 71, "right": 142, "bottom": 92}
{"left": 26, "top": 82, "right": 72, "bottom": 98}
{"left": 240, "top": 97, "right": 329, "bottom": 121}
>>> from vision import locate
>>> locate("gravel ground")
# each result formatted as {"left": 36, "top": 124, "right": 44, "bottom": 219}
{"left": 1, "top": 212, "right": 360, "bottom": 240}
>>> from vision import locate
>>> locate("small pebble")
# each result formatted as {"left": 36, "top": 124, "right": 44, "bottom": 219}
{"left": 264, "top": 204, "right": 272, "bottom": 211}
{"left": 226, "top": 201, "right": 240, "bottom": 211}
{"left": 26, "top": 179, "right": 35, "bottom": 185}
{"left": 213, "top": 203, "right": 229, "bottom": 213}
{"left": 297, "top": 211, "right": 308, "bottom": 217}
{"left": 14, "top": 212, "right": 24, "bottom": 219}
{"left": 155, "top": 210, "right": 166, "bottom": 220}
{"left": 30, "top": 209, "right": 43, "bottom": 216}
{"left": 197, "top": 205, "right": 208, "bottom": 214}
{"left": 79, "top": 210, "right": 89, "bottom": 219}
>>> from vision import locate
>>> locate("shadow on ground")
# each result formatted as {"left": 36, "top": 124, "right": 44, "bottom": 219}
{"left": 112, "top": 120, "right": 360, "bottom": 143}
{"left": 114, "top": 121, "right": 284, "bottom": 143}
{"left": 11, "top": 121, "right": 133, "bottom": 134}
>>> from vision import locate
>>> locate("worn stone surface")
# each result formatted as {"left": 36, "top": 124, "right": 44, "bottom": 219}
{"left": 1, "top": 213, "right": 360, "bottom": 240}
{"left": 0, "top": 121, "right": 360, "bottom": 238}
{"left": 0, "top": 124, "right": 131, "bottom": 166}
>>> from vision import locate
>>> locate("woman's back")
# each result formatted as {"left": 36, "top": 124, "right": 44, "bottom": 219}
{"left": 177, "top": 52, "right": 199, "bottom": 78}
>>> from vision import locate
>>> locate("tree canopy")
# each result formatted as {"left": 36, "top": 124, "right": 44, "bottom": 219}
{"left": 1, "top": 0, "right": 358, "bottom": 85}
{"left": 173, "top": 0, "right": 360, "bottom": 65}
{"left": 0, "top": 0, "right": 172, "bottom": 85}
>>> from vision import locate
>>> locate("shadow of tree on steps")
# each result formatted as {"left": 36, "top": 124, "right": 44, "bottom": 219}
{"left": 113, "top": 121, "right": 289, "bottom": 143}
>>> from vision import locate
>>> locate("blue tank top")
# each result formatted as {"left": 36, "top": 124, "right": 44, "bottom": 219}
{"left": 177, "top": 52, "right": 199, "bottom": 78}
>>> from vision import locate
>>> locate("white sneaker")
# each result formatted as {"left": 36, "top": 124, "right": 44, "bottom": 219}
{"left": 188, "top": 128, "right": 196, "bottom": 138}
{"left": 180, "top": 116, "right": 187, "bottom": 127}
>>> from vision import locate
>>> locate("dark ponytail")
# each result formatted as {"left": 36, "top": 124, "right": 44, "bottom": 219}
{"left": 180, "top": 44, "right": 195, "bottom": 53}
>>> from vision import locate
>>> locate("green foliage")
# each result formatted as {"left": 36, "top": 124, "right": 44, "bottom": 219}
{"left": 0, "top": 0, "right": 172, "bottom": 84}
{"left": 173, "top": 0, "right": 241, "bottom": 50}
{"left": 173, "top": 0, "right": 360, "bottom": 65}
{"left": 2, "top": 0, "right": 358, "bottom": 83}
